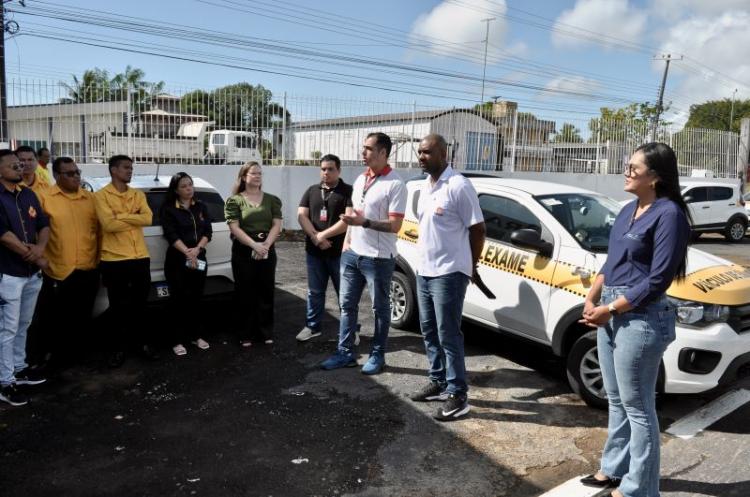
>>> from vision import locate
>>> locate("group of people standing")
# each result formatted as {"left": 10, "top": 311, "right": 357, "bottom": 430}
{"left": 0, "top": 133, "right": 693, "bottom": 496}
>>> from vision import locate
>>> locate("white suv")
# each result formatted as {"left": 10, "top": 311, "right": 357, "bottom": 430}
{"left": 682, "top": 181, "right": 747, "bottom": 242}
{"left": 82, "top": 175, "right": 235, "bottom": 315}
{"left": 392, "top": 174, "right": 750, "bottom": 409}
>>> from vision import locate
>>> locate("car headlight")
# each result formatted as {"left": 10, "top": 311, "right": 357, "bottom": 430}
{"left": 669, "top": 298, "right": 730, "bottom": 325}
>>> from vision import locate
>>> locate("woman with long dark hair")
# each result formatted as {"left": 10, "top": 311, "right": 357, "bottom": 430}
{"left": 225, "top": 162, "right": 283, "bottom": 348}
{"left": 160, "top": 172, "right": 212, "bottom": 356}
{"left": 579, "top": 142, "right": 691, "bottom": 497}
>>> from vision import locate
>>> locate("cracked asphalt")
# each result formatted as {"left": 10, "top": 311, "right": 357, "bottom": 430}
{"left": 1, "top": 237, "right": 748, "bottom": 497}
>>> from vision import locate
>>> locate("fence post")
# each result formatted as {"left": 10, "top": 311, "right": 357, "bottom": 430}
{"left": 510, "top": 109, "right": 518, "bottom": 172}
{"left": 737, "top": 117, "right": 750, "bottom": 185}
{"left": 282, "top": 91, "right": 287, "bottom": 166}
{"left": 126, "top": 87, "right": 132, "bottom": 159}
{"left": 595, "top": 121, "right": 601, "bottom": 173}
{"left": 410, "top": 100, "right": 416, "bottom": 168}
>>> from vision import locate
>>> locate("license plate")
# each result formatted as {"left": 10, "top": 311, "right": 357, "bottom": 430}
{"left": 155, "top": 284, "right": 170, "bottom": 298}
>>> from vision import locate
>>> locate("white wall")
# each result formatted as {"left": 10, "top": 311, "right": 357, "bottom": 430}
{"left": 79, "top": 164, "right": 736, "bottom": 229}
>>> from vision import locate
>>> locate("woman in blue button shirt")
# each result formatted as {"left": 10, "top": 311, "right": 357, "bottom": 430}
{"left": 580, "top": 143, "right": 691, "bottom": 497}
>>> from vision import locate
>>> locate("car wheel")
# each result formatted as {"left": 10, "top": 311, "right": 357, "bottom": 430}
{"left": 566, "top": 330, "right": 608, "bottom": 410}
{"left": 390, "top": 271, "right": 417, "bottom": 330}
{"left": 724, "top": 217, "right": 747, "bottom": 243}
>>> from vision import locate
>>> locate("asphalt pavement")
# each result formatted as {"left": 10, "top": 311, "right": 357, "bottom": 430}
{"left": 1, "top": 237, "right": 748, "bottom": 497}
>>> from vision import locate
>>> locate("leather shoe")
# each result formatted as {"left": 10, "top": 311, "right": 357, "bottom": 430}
{"left": 580, "top": 474, "right": 620, "bottom": 487}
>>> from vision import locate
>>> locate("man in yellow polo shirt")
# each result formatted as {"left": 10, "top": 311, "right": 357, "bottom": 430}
{"left": 35, "top": 157, "right": 99, "bottom": 370}
{"left": 94, "top": 154, "right": 155, "bottom": 368}
{"left": 36, "top": 147, "right": 53, "bottom": 186}
{"left": 15, "top": 146, "right": 50, "bottom": 197}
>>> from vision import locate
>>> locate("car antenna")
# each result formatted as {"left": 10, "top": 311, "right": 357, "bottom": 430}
{"left": 154, "top": 157, "right": 161, "bottom": 182}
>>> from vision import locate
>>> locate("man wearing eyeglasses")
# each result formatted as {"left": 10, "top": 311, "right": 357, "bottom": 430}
{"left": 0, "top": 150, "right": 50, "bottom": 407}
{"left": 35, "top": 157, "right": 99, "bottom": 372}
{"left": 296, "top": 154, "right": 354, "bottom": 342}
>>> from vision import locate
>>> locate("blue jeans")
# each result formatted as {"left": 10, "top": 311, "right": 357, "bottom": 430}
{"left": 337, "top": 250, "right": 395, "bottom": 356}
{"left": 598, "top": 286, "right": 676, "bottom": 497}
{"left": 305, "top": 252, "right": 341, "bottom": 332}
{"left": 417, "top": 272, "right": 470, "bottom": 396}
{"left": 0, "top": 272, "right": 43, "bottom": 386}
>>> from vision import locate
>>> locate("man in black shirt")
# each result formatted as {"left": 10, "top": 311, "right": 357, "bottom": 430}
{"left": 296, "top": 154, "right": 353, "bottom": 342}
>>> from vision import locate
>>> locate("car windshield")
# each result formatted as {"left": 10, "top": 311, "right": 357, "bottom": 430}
{"left": 535, "top": 193, "right": 621, "bottom": 253}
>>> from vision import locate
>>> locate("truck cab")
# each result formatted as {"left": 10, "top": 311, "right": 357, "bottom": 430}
{"left": 207, "top": 130, "right": 263, "bottom": 165}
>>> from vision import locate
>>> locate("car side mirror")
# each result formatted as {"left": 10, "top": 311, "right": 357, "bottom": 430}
{"left": 683, "top": 196, "right": 693, "bottom": 204}
{"left": 510, "top": 228, "right": 553, "bottom": 257}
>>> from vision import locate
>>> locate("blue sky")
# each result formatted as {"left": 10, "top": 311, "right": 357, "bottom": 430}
{"left": 5, "top": 0, "right": 750, "bottom": 127}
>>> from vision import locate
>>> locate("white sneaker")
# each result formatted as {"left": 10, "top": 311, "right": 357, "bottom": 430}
{"left": 296, "top": 327, "right": 321, "bottom": 342}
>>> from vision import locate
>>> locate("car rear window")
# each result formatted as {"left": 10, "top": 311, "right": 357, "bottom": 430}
{"left": 146, "top": 190, "right": 226, "bottom": 226}
{"left": 710, "top": 187, "right": 733, "bottom": 201}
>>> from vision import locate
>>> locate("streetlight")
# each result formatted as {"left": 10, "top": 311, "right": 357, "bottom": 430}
{"left": 729, "top": 88, "right": 738, "bottom": 131}
{"left": 479, "top": 17, "right": 495, "bottom": 105}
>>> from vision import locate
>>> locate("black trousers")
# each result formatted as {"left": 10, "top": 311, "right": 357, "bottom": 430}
{"left": 99, "top": 258, "right": 151, "bottom": 352}
{"left": 30, "top": 268, "right": 100, "bottom": 365}
{"left": 164, "top": 248, "right": 207, "bottom": 344}
{"left": 231, "top": 241, "right": 276, "bottom": 342}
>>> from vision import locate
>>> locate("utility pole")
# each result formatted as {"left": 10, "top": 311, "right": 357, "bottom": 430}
{"left": 480, "top": 17, "right": 495, "bottom": 106}
{"left": 0, "top": 1, "right": 22, "bottom": 147}
{"left": 651, "top": 53, "right": 681, "bottom": 141}
{"left": 729, "top": 88, "right": 738, "bottom": 132}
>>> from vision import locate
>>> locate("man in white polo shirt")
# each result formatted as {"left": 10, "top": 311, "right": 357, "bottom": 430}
{"left": 320, "top": 132, "right": 406, "bottom": 375}
{"left": 408, "top": 134, "right": 486, "bottom": 421}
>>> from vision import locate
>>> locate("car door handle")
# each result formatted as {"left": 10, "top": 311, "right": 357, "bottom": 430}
{"left": 701, "top": 206, "right": 710, "bottom": 209}
{"left": 404, "top": 229, "right": 419, "bottom": 239}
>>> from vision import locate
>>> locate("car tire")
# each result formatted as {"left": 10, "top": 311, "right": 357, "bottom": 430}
{"left": 390, "top": 271, "right": 417, "bottom": 330}
{"left": 566, "top": 330, "right": 608, "bottom": 410}
{"left": 724, "top": 217, "right": 747, "bottom": 243}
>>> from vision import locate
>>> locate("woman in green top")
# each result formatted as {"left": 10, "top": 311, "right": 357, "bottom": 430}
{"left": 225, "top": 162, "right": 283, "bottom": 348}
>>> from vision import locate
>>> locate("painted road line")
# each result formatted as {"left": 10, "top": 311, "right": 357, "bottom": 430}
{"left": 666, "top": 388, "right": 750, "bottom": 440}
{"left": 537, "top": 476, "right": 607, "bottom": 497}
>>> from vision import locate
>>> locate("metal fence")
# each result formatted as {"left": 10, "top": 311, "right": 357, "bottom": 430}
{"left": 3, "top": 79, "right": 743, "bottom": 178}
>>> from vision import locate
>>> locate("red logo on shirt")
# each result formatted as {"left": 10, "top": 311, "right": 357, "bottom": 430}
{"left": 28, "top": 206, "right": 37, "bottom": 218}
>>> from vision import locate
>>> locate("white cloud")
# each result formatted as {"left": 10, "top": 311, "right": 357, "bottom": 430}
{"left": 542, "top": 75, "right": 602, "bottom": 99}
{"left": 651, "top": 0, "right": 750, "bottom": 21}
{"left": 658, "top": 10, "right": 750, "bottom": 121}
{"left": 552, "top": 0, "right": 647, "bottom": 49}
{"left": 409, "top": 0, "right": 513, "bottom": 60}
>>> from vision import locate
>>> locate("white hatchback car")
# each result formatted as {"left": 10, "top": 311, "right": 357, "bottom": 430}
{"left": 82, "top": 175, "right": 235, "bottom": 315}
{"left": 392, "top": 174, "right": 750, "bottom": 409}
{"left": 681, "top": 181, "right": 747, "bottom": 242}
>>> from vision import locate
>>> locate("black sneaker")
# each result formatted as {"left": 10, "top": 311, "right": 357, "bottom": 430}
{"left": 433, "top": 394, "right": 470, "bottom": 421}
{"left": 409, "top": 381, "right": 449, "bottom": 402}
{"left": 14, "top": 368, "right": 46, "bottom": 386}
{"left": 0, "top": 384, "right": 29, "bottom": 406}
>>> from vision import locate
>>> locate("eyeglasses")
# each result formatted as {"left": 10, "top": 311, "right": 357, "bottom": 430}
{"left": 59, "top": 169, "right": 81, "bottom": 178}
{"left": 623, "top": 163, "right": 650, "bottom": 177}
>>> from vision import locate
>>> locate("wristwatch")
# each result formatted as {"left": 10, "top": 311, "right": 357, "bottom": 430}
{"left": 362, "top": 219, "right": 371, "bottom": 229}
{"left": 607, "top": 302, "right": 618, "bottom": 315}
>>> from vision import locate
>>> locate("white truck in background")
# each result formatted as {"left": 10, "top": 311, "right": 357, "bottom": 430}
{"left": 88, "top": 121, "right": 263, "bottom": 165}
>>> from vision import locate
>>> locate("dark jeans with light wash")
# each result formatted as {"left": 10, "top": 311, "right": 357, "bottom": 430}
{"left": 416, "top": 272, "right": 470, "bottom": 396}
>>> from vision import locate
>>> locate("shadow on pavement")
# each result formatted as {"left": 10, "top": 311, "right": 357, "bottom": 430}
{"left": 0, "top": 287, "right": 546, "bottom": 497}
{"left": 660, "top": 478, "right": 750, "bottom": 496}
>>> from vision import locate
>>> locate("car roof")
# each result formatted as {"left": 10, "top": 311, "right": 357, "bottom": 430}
{"left": 408, "top": 173, "right": 607, "bottom": 197}
{"left": 680, "top": 180, "right": 739, "bottom": 190}
{"left": 83, "top": 175, "right": 216, "bottom": 192}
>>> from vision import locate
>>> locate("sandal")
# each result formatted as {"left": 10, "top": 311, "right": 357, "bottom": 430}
{"left": 194, "top": 338, "right": 210, "bottom": 350}
{"left": 240, "top": 340, "right": 252, "bottom": 348}
{"left": 173, "top": 344, "right": 187, "bottom": 356}
{"left": 264, "top": 339, "right": 274, "bottom": 345}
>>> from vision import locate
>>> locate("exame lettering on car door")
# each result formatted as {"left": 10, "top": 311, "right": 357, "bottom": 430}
{"left": 464, "top": 192, "right": 555, "bottom": 342}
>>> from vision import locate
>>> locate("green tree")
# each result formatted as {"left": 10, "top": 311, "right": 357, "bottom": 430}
{"left": 588, "top": 102, "right": 669, "bottom": 143}
{"left": 685, "top": 99, "right": 750, "bottom": 133}
{"left": 61, "top": 66, "right": 164, "bottom": 106}
{"left": 553, "top": 123, "right": 583, "bottom": 143}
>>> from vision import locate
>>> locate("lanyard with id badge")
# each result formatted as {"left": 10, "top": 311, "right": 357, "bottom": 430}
{"left": 319, "top": 183, "right": 335, "bottom": 224}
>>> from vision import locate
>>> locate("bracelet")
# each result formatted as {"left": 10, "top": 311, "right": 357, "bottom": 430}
{"left": 362, "top": 219, "right": 371, "bottom": 229}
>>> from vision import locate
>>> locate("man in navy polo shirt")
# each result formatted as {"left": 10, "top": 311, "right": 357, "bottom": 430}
{"left": 0, "top": 149, "right": 50, "bottom": 407}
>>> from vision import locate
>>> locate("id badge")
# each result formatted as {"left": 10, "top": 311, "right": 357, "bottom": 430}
{"left": 319, "top": 207, "right": 328, "bottom": 222}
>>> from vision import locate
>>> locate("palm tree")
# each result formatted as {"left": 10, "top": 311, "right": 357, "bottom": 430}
{"left": 61, "top": 68, "right": 110, "bottom": 103}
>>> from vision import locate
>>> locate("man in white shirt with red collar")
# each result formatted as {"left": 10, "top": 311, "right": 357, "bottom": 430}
{"left": 408, "top": 134, "right": 486, "bottom": 421}
{"left": 321, "top": 132, "right": 406, "bottom": 375}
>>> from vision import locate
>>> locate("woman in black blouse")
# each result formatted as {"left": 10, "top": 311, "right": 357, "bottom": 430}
{"left": 160, "top": 172, "right": 213, "bottom": 356}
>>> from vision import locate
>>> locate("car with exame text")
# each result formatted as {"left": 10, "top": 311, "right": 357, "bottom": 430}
{"left": 391, "top": 175, "right": 750, "bottom": 409}
{"left": 82, "top": 175, "right": 234, "bottom": 315}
